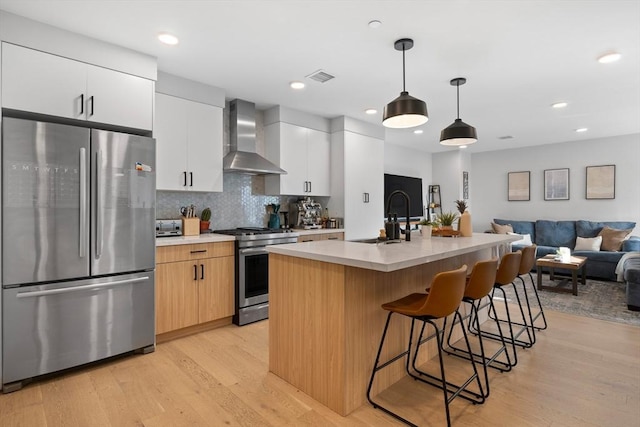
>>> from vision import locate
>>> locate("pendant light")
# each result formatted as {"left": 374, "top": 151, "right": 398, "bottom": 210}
{"left": 382, "top": 38, "right": 428, "bottom": 129}
{"left": 440, "top": 77, "right": 477, "bottom": 146}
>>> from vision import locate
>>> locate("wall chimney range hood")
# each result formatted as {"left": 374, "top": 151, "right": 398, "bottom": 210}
{"left": 223, "top": 99, "right": 286, "bottom": 175}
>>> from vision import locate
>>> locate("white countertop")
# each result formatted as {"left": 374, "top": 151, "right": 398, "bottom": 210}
{"left": 156, "top": 233, "right": 235, "bottom": 247}
{"left": 266, "top": 233, "right": 518, "bottom": 272}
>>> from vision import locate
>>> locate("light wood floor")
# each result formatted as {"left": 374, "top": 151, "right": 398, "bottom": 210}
{"left": 1, "top": 308, "right": 639, "bottom": 426}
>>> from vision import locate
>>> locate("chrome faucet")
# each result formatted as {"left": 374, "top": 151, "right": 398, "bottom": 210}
{"left": 385, "top": 190, "right": 411, "bottom": 242}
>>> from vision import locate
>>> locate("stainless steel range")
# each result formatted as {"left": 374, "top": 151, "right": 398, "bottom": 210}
{"left": 214, "top": 227, "right": 299, "bottom": 326}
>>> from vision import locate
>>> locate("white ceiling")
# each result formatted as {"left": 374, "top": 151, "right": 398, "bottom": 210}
{"left": 1, "top": 0, "right": 638, "bottom": 153}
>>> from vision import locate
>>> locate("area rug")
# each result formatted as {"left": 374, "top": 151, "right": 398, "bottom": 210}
{"left": 500, "top": 273, "right": 640, "bottom": 326}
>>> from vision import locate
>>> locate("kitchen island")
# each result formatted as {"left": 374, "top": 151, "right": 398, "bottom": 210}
{"left": 266, "top": 232, "right": 517, "bottom": 416}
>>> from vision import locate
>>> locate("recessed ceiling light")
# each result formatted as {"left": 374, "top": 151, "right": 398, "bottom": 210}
{"left": 368, "top": 20, "right": 382, "bottom": 28}
{"left": 413, "top": 129, "right": 423, "bottom": 134}
{"left": 290, "top": 81, "right": 305, "bottom": 90}
{"left": 365, "top": 108, "right": 377, "bottom": 115}
{"left": 158, "top": 33, "right": 179, "bottom": 45}
{"left": 575, "top": 128, "right": 588, "bottom": 133}
{"left": 551, "top": 102, "right": 568, "bottom": 109}
{"left": 597, "top": 52, "right": 621, "bottom": 64}
{"left": 459, "top": 145, "right": 468, "bottom": 149}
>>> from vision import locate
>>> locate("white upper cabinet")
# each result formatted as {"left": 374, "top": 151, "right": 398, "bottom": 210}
{"left": 154, "top": 93, "right": 223, "bottom": 192}
{"left": 85, "top": 65, "right": 153, "bottom": 130}
{"left": 343, "top": 132, "right": 384, "bottom": 240}
{"left": 1, "top": 43, "right": 153, "bottom": 131}
{"left": 264, "top": 122, "right": 330, "bottom": 196}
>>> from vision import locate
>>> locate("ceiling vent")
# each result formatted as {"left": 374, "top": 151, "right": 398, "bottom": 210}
{"left": 498, "top": 135, "right": 514, "bottom": 140}
{"left": 306, "top": 69, "right": 335, "bottom": 83}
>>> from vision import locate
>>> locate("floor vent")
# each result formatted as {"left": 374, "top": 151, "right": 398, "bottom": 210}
{"left": 306, "top": 69, "right": 335, "bottom": 83}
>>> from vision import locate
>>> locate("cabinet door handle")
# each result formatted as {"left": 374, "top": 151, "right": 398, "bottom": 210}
{"left": 89, "top": 96, "right": 94, "bottom": 116}
{"left": 193, "top": 265, "right": 198, "bottom": 281}
{"left": 200, "top": 264, "right": 204, "bottom": 280}
{"left": 190, "top": 250, "right": 207, "bottom": 254}
{"left": 183, "top": 171, "right": 187, "bottom": 187}
{"left": 303, "top": 181, "right": 307, "bottom": 193}
{"left": 308, "top": 181, "right": 312, "bottom": 193}
{"left": 80, "top": 94, "right": 84, "bottom": 115}
{"left": 302, "top": 239, "right": 313, "bottom": 242}
{"left": 189, "top": 172, "right": 193, "bottom": 187}
{"left": 327, "top": 237, "right": 339, "bottom": 240}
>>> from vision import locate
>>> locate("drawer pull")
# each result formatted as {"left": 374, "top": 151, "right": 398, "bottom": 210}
{"left": 327, "top": 237, "right": 339, "bottom": 240}
{"left": 190, "top": 250, "right": 207, "bottom": 254}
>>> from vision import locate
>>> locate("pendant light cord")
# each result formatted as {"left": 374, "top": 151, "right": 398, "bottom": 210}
{"left": 456, "top": 80, "right": 460, "bottom": 119}
{"left": 402, "top": 43, "right": 406, "bottom": 92}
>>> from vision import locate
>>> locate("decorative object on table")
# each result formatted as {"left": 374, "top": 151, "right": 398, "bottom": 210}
{"left": 586, "top": 164, "right": 615, "bottom": 199}
{"left": 418, "top": 218, "right": 433, "bottom": 238}
{"left": 455, "top": 199, "right": 473, "bottom": 237}
{"left": 433, "top": 211, "right": 459, "bottom": 236}
{"left": 382, "top": 38, "right": 428, "bottom": 129}
{"left": 508, "top": 171, "right": 530, "bottom": 201}
{"left": 439, "top": 77, "right": 478, "bottom": 146}
{"left": 200, "top": 207, "right": 211, "bottom": 232}
{"left": 268, "top": 203, "right": 281, "bottom": 229}
{"left": 180, "top": 204, "right": 200, "bottom": 236}
{"left": 544, "top": 168, "right": 570, "bottom": 201}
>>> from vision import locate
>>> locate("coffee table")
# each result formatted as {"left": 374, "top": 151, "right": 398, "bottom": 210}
{"left": 536, "top": 254, "right": 587, "bottom": 296}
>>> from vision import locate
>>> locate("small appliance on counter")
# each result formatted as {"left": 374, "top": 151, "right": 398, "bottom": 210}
{"left": 156, "top": 219, "right": 183, "bottom": 237}
{"left": 292, "top": 197, "right": 323, "bottom": 229}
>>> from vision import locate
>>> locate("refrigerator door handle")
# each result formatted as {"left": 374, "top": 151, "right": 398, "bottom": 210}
{"left": 15, "top": 276, "right": 150, "bottom": 298}
{"left": 79, "top": 147, "right": 87, "bottom": 258}
{"left": 96, "top": 150, "right": 103, "bottom": 258}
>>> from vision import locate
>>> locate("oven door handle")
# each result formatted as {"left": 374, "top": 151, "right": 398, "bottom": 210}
{"left": 239, "top": 247, "right": 269, "bottom": 255}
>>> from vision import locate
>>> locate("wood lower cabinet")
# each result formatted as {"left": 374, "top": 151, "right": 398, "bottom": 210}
{"left": 297, "top": 232, "right": 344, "bottom": 243}
{"left": 156, "top": 242, "right": 234, "bottom": 336}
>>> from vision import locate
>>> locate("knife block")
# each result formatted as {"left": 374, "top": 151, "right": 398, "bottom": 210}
{"left": 182, "top": 217, "right": 200, "bottom": 236}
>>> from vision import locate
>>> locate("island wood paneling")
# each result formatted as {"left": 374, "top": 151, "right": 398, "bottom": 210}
{"left": 269, "top": 248, "right": 491, "bottom": 416}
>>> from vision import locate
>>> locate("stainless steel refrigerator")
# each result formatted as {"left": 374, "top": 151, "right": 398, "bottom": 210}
{"left": 1, "top": 117, "right": 156, "bottom": 392}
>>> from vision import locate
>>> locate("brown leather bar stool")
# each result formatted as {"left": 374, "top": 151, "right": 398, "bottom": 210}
{"left": 473, "top": 251, "right": 532, "bottom": 366}
{"left": 443, "top": 258, "right": 512, "bottom": 398}
{"left": 367, "top": 265, "right": 483, "bottom": 427}
{"left": 516, "top": 244, "right": 548, "bottom": 331}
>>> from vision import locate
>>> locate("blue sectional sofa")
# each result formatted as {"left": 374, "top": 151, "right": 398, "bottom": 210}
{"left": 493, "top": 219, "right": 640, "bottom": 281}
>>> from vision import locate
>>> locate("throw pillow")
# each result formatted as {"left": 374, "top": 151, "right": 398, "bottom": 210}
{"left": 492, "top": 222, "right": 513, "bottom": 234}
{"left": 598, "top": 226, "right": 633, "bottom": 251}
{"left": 574, "top": 236, "right": 602, "bottom": 251}
{"left": 507, "top": 232, "right": 532, "bottom": 246}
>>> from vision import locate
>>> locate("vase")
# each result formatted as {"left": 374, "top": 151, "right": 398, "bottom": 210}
{"left": 458, "top": 211, "right": 473, "bottom": 237}
{"left": 268, "top": 213, "right": 280, "bottom": 229}
{"left": 420, "top": 225, "right": 432, "bottom": 238}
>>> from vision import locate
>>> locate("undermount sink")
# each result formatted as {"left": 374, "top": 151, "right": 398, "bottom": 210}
{"left": 349, "top": 237, "right": 402, "bottom": 244}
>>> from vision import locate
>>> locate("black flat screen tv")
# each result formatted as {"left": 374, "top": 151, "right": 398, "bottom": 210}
{"left": 384, "top": 173, "right": 424, "bottom": 220}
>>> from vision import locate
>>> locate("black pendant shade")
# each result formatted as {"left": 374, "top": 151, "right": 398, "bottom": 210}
{"left": 440, "top": 77, "right": 477, "bottom": 146}
{"left": 382, "top": 39, "right": 429, "bottom": 129}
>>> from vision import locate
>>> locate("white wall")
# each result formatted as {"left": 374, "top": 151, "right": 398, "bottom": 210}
{"left": 384, "top": 144, "right": 432, "bottom": 217}
{"left": 431, "top": 150, "right": 471, "bottom": 214}
{"left": 470, "top": 134, "right": 640, "bottom": 234}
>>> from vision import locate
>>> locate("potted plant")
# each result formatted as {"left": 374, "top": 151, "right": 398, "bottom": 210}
{"left": 436, "top": 211, "right": 458, "bottom": 231}
{"left": 418, "top": 218, "right": 434, "bottom": 237}
{"left": 200, "top": 207, "right": 211, "bottom": 232}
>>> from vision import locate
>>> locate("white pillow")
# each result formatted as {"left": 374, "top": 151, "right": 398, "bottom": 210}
{"left": 574, "top": 236, "right": 602, "bottom": 251}
{"left": 507, "top": 232, "right": 532, "bottom": 246}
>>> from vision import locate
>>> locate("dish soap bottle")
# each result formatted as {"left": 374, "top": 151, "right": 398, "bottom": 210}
{"left": 385, "top": 214, "right": 395, "bottom": 240}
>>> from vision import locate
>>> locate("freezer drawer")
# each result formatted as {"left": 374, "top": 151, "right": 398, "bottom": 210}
{"left": 2, "top": 272, "right": 155, "bottom": 387}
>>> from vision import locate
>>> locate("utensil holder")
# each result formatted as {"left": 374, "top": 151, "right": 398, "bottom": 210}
{"left": 182, "top": 217, "right": 200, "bottom": 236}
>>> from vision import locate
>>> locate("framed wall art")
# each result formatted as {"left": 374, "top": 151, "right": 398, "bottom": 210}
{"left": 463, "top": 171, "right": 469, "bottom": 199}
{"left": 586, "top": 164, "right": 615, "bottom": 199}
{"left": 508, "top": 171, "right": 530, "bottom": 201}
{"left": 544, "top": 168, "right": 570, "bottom": 201}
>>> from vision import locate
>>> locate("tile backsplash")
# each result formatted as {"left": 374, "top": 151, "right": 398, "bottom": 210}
{"left": 156, "top": 174, "right": 288, "bottom": 229}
